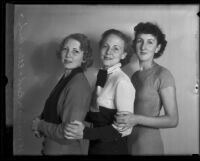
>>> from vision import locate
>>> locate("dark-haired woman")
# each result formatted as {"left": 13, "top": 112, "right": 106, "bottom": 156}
{"left": 115, "top": 22, "right": 179, "bottom": 155}
{"left": 63, "top": 29, "right": 135, "bottom": 155}
{"left": 31, "top": 33, "right": 93, "bottom": 155}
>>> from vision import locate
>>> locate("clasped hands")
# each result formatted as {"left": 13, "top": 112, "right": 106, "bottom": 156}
{"left": 31, "top": 117, "right": 43, "bottom": 138}
{"left": 112, "top": 111, "right": 137, "bottom": 137}
{"left": 63, "top": 111, "right": 136, "bottom": 140}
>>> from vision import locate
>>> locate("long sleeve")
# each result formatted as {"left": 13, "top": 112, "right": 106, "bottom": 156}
{"left": 115, "top": 79, "right": 135, "bottom": 113}
{"left": 38, "top": 75, "right": 91, "bottom": 143}
{"left": 83, "top": 125, "right": 122, "bottom": 141}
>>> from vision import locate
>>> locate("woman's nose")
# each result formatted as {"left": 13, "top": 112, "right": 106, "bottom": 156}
{"left": 141, "top": 43, "right": 146, "bottom": 50}
{"left": 106, "top": 48, "right": 112, "bottom": 55}
{"left": 65, "top": 51, "right": 72, "bottom": 58}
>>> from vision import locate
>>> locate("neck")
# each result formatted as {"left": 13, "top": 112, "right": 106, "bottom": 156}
{"left": 64, "top": 69, "right": 72, "bottom": 77}
{"left": 139, "top": 61, "right": 155, "bottom": 71}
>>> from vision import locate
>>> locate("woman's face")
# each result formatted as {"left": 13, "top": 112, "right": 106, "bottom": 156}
{"left": 100, "top": 34, "right": 127, "bottom": 68}
{"left": 61, "top": 39, "right": 84, "bottom": 70}
{"left": 135, "top": 33, "right": 161, "bottom": 62}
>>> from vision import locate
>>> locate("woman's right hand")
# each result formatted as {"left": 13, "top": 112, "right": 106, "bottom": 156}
{"left": 31, "top": 117, "right": 42, "bottom": 138}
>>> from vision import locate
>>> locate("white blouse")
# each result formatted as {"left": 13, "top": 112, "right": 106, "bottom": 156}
{"left": 96, "top": 63, "right": 135, "bottom": 113}
{"left": 94, "top": 63, "right": 135, "bottom": 136}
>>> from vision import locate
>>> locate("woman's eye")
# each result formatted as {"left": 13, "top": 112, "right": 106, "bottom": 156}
{"left": 136, "top": 39, "right": 142, "bottom": 43}
{"left": 113, "top": 47, "right": 119, "bottom": 52}
{"left": 147, "top": 40, "right": 154, "bottom": 45}
{"left": 72, "top": 50, "right": 79, "bottom": 54}
{"left": 102, "top": 44, "right": 108, "bottom": 48}
{"left": 61, "top": 48, "right": 67, "bottom": 52}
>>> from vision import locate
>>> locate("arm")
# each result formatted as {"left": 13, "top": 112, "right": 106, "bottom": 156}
{"left": 38, "top": 79, "right": 91, "bottom": 143}
{"left": 133, "top": 86, "right": 178, "bottom": 128}
{"left": 64, "top": 121, "right": 122, "bottom": 141}
{"left": 116, "top": 70, "right": 179, "bottom": 129}
{"left": 64, "top": 79, "right": 135, "bottom": 140}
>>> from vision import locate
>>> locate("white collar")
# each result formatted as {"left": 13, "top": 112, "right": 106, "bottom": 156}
{"left": 105, "top": 63, "right": 121, "bottom": 74}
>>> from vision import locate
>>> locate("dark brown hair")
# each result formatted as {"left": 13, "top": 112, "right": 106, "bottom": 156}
{"left": 133, "top": 22, "right": 167, "bottom": 58}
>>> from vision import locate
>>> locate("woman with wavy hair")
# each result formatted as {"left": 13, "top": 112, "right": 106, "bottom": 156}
{"left": 31, "top": 33, "right": 93, "bottom": 155}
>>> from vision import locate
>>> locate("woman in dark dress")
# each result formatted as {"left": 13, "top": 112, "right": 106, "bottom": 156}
{"left": 31, "top": 33, "right": 93, "bottom": 155}
{"left": 63, "top": 29, "right": 136, "bottom": 155}
{"left": 115, "top": 22, "right": 179, "bottom": 155}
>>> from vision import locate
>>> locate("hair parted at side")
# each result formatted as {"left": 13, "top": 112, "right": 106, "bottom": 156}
{"left": 57, "top": 33, "right": 93, "bottom": 70}
{"left": 132, "top": 22, "right": 167, "bottom": 58}
{"left": 99, "top": 29, "right": 134, "bottom": 66}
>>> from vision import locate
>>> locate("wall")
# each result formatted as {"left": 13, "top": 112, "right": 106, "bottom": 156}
{"left": 12, "top": 5, "right": 199, "bottom": 155}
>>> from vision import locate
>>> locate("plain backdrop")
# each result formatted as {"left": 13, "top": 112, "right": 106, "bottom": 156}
{"left": 8, "top": 5, "right": 199, "bottom": 155}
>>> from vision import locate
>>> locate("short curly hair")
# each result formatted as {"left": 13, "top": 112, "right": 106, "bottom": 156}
{"left": 57, "top": 33, "right": 93, "bottom": 70}
{"left": 132, "top": 22, "right": 167, "bottom": 59}
{"left": 99, "top": 29, "right": 133, "bottom": 66}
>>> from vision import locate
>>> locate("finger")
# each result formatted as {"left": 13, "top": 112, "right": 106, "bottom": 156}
{"left": 113, "top": 121, "right": 118, "bottom": 126}
{"left": 64, "top": 131, "right": 76, "bottom": 137}
{"left": 116, "top": 111, "right": 131, "bottom": 116}
{"left": 70, "top": 120, "right": 82, "bottom": 125}
{"left": 116, "top": 123, "right": 127, "bottom": 128}
{"left": 119, "top": 127, "right": 129, "bottom": 132}
{"left": 64, "top": 134, "right": 75, "bottom": 139}
{"left": 67, "top": 124, "right": 79, "bottom": 129}
{"left": 116, "top": 118, "right": 125, "bottom": 124}
{"left": 65, "top": 127, "right": 77, "bottom": 134}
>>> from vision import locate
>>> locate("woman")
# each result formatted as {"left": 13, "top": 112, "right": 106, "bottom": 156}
{"left": 115, "top": 22, "right": 179, "bottom": 155}
{"left": 63, "top": 29, "right": 135, "bottom": 155}
{"left": 31, "top": 33, "right": 93, "bottom": 155}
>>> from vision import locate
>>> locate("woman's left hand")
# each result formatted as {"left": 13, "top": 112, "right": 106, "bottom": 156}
{"left": 63, "top": 120, "right": 85, "bottom": 139}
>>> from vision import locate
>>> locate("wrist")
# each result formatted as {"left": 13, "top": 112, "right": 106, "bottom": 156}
{"left": 134, "top": 114, "right": 139, "bottom": 126}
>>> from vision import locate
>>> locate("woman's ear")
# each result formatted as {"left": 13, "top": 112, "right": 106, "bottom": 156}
{"left": 155, "top": 44, "right": 161, "bottom": 53}
{"left": 121, "top": 52, "right": 127, "bottom": 60}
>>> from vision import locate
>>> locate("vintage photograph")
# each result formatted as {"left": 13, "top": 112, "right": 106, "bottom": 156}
{"left": 5, "top": 4, "right": 199, "bottom": 155}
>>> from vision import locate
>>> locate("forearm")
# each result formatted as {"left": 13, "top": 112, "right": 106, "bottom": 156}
{"left": 38, "top": 120, "right": 74, "bottom": 143}
{"left": 135, "top": 114, "right": 178, "bottom": 128}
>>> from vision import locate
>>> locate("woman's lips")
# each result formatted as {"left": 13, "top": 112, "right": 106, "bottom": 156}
{"left": 104, "top": 57, "right": 112, "bottom": 60}
{"left": 64, "top": 59, "right": 72, "bottom": 63}
{"left": 140, "top": 51, "right": 147, "bottom": 55}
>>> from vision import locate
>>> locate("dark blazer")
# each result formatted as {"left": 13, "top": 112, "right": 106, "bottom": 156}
{"left": 38, "top": 72, "right": 92, "bottom": 155}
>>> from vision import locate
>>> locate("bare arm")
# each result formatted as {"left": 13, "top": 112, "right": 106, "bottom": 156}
{"left": 115, "top": 86, "right": 178, "bottom": 129}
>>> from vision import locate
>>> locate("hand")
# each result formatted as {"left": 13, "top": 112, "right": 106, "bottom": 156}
{"left": 32, "top": 117, "right": 42, "bottom": 138}
{"left": 114, "top": 111, "right": 137, "bottom": 131}
{"left": 32, "top": 117, "right": 41, "bottom": 131}
{"left": 63, "top": 120, "right": 85, "bottom": 139}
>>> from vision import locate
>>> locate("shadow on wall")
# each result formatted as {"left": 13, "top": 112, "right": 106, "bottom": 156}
{"left": 23, "top": 40, "right": 62, "bottom": 115}
{"left": 18, "top": 40, "right": 64, "bottom": 154}
{"left": 122, "top": 51, "right": 139, "bottom": 78}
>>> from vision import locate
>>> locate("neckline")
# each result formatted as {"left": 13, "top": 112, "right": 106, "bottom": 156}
{"left": 139, "top": 62, "right": 157, "bottom": 72}
{"left": 103, "top": 63, "right": 121, "bottom": 74}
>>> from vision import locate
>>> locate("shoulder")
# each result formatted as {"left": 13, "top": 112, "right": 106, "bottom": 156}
{"left": 155, "top": 64, "right": 174, "bottom": 80}
{"left": 70, "top": 73, "right": 92, "bottom": 92}
{"left": 155, "top": 64, "right": 176, "bottom": 89}
{"left": 115, "top": 69, "right": 131, "bottom": 82}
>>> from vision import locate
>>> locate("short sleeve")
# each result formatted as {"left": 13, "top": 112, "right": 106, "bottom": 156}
{"left": 115, "top": 79, "right": 135, "bottom": 113}
{"left": 159, "top": 69, "right": 176, "bottom": 90}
